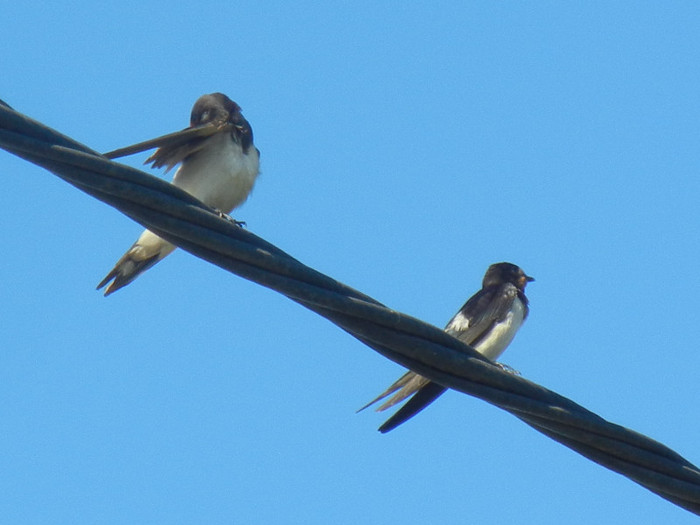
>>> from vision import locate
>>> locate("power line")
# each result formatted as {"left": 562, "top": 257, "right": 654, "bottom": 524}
{"left": 1, "top": 99, "right": 699, "bottom": 515}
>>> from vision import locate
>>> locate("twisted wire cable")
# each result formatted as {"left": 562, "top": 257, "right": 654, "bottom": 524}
{"left": 1, "top": 99, "right": 699, "bottom": 515}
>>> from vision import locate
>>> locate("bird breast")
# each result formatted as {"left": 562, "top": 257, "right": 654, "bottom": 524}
{"left": 171, "top": 131, "right": 260, "bottom": 212}
{"left": 474, "top": 298, "right": 526, "bottom": 361}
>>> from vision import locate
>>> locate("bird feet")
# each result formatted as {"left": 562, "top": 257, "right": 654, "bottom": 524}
{"left": 215, "top": 209, "right": 246, "bottom": 227}
{"left": 495, "top": 362, "right": 521, "bottom": 376}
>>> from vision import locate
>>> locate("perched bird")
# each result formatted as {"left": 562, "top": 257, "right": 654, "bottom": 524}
{"left": 97, "top": 93, "right": 260, "bottom": 296}
{"left": 361, "top": 262, "right": 534, "bottom": 433}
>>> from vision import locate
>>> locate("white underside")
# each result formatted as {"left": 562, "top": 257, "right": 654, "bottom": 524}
{"left": 133, "top": 132, "right": 260, "bottom": 260}
{"left": 449, "top": 297, "right": 526, "bottom": 361}
{"left": 172, "top": 131, "right": 260, "bottom": 212}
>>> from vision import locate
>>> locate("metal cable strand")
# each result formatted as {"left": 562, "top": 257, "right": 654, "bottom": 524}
{"left": 1, "top": 100, "right": 699, "bottom": 515}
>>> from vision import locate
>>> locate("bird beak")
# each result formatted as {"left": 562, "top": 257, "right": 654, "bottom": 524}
{"left": 519, "top": 274, "right": 535, "bottom": 288}
{"left": 103, "top": 121, "right": 233, "bottom": 160}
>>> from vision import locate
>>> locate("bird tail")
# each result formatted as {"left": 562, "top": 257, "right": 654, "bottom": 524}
{"left": 97, "top": 231, "right": 175, "bottom": 296}
{"left": 358, "top": 370, "right": 449, "bottom": 432}
{"left": 377, "top": 382, "right": 447, "bottom": 433}
{"left": 356, "top": 371, "right": 422, "bottom": 412}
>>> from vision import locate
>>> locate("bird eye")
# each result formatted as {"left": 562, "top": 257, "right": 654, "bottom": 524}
{"left": 199, "top": 110, "right": 210, "bottom": 123}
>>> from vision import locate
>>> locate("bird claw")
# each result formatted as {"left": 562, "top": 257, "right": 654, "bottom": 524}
{"left": 495, "top": 362, "right": 521, "bottom": 376}
{"left": 215, "top": 209, "right": 246, "bottom": 227}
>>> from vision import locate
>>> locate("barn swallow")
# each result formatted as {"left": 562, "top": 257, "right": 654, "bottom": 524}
{"left": 361, "top": 262, "right": 533, "bottom": 433}
{"left": 97, "top": 93, "right": 260, "bottom": 295}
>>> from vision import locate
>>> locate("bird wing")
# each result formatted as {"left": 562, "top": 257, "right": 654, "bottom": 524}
{"left": 445, "top": 284, "right": 518, "bottom": 346}
{"left": 103, "top": 122, "right": 232, "bottom": 172}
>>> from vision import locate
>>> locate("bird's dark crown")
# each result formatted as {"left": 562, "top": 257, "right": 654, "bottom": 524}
{"left": 483, "top": 262, "right": 534, "bottom": 290}
{"left": 188, "top": 92, "right": 254, "bottom": 152}
{"left": 190, "top": 92, "right": 242, "bottom": 127}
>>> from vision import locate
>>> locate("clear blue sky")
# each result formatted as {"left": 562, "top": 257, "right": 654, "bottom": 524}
{"left": 2, "top": 2, "right": 700, "bottom": 523}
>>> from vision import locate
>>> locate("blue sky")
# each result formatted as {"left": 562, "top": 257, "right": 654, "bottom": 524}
{"left": 2, "top": 2, "right": 700, "bottom": 523}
